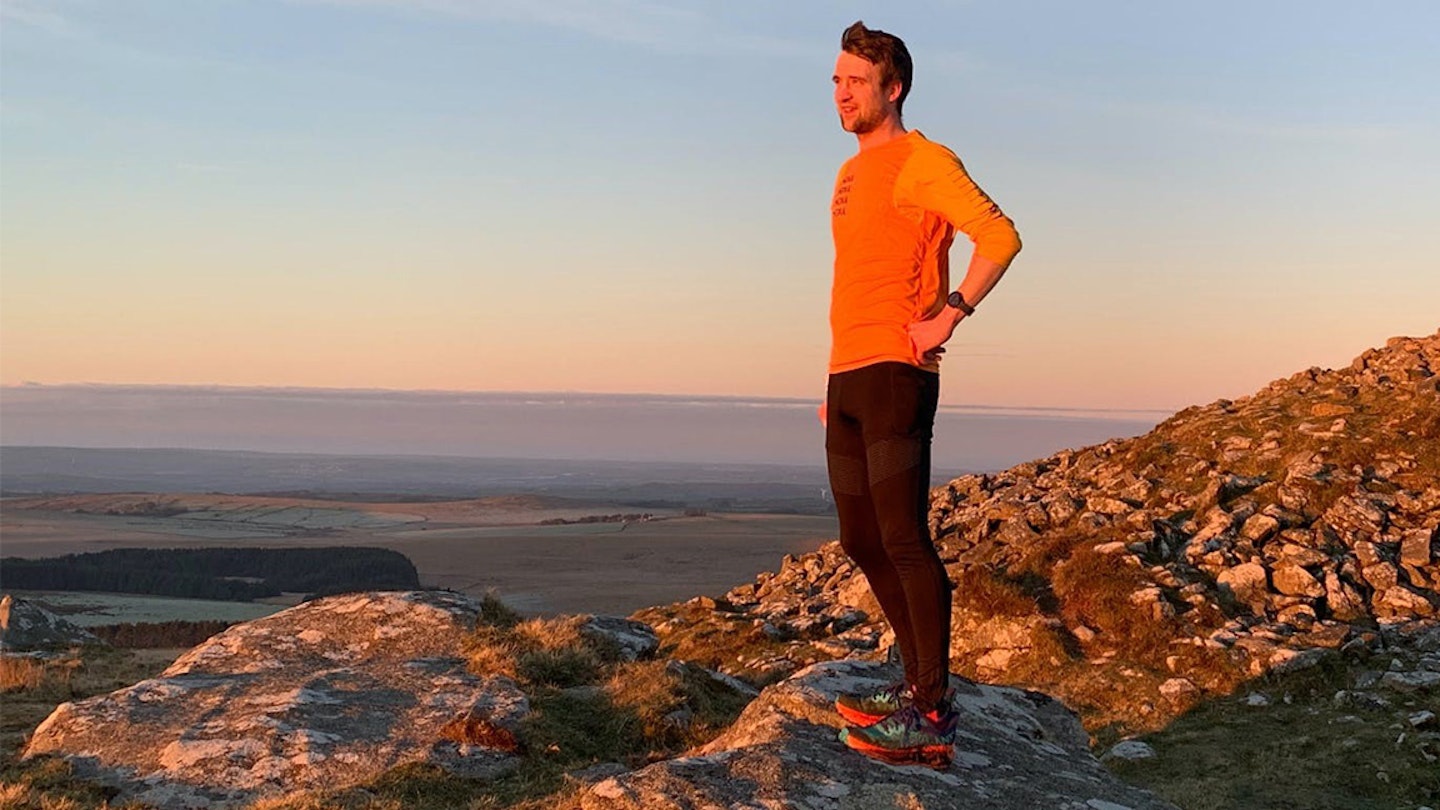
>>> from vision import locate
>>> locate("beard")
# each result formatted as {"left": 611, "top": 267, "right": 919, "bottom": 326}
{"left": 840, "top": 105, "right": 885, "bottom": 134}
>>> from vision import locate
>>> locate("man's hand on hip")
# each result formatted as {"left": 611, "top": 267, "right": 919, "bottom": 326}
{"left": 907, "top": 306, "right": 964, "bottom": 365}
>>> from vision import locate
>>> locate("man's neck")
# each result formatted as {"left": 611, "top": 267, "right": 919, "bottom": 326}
{"left": 855, "top": 120, "right": 908, "bottom": 152}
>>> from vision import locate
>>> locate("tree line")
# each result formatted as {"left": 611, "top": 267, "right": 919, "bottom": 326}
{"left": 0, "top": 547, "right": 421, "bottom": 601}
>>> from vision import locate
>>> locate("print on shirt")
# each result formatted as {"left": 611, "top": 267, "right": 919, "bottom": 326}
{"left": 832, "top": 173, "right": 853, "bottom": 217}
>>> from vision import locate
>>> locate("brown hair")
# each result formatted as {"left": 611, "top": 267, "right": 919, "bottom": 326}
{"left": 841, "top": 21, "right": 913, "bottom": 115}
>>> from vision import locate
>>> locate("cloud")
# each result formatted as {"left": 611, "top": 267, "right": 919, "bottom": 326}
{"left": 0, "top": 0, "right": 70, "bottom": 33}
{"left": 297, "top": 0, "right": 819, "bottom": 58}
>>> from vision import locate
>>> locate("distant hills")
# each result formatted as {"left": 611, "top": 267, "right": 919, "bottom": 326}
{"left": 0, "top": 449, "right": 840, "bottom": 514}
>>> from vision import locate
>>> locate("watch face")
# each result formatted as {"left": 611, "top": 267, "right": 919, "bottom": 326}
{"left": 947, "top": 291, "right": 962, "bottom": 308}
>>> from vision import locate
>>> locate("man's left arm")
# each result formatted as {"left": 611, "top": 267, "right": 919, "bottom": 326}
{"left": 908, "top": 252, "right": 1009, "bottom": 363}
{"left": 902, "top": 146, "right": 1021, "bottom": 362}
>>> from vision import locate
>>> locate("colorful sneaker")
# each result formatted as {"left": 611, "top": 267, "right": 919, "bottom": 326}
{"left": 834, "top": 682, "right": 958, "bottom": 727}
{"left": 839, "top": 704, "right": 959, "bottom": 770}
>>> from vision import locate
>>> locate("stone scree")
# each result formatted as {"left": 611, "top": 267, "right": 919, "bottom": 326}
{"left": 637, "top": 331, "right": 1440, "bottom": 730}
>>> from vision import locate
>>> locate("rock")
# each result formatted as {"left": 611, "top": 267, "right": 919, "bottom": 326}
{"left": 1409, "top": 711, "right": 1437, "bottom": 729}
{"left": 1240, "top": 514, "right": 1281, "bottom": 543}
{"left": 1130, "top": 588, "right": 1175, "bottom": 621}
{"left": 569, "top": 762, "right": 632, "bottom": 785}
{"left": 1380, "top": 671, "right": 1440, "bottom": 692}
{"left": 23, "top": 590, "right": 528, "bottom": 808}
{"left": 1244, "top": 693, "right": 1269, "bottom": 707}
{"left": 581, "top": 616, "right": 660, "bottom": 661}
{"left": 1275, "top": 604, "right": 1317, "bottom": 630}
{"left": 1217, "top": 563, "right": 1269, "bottom": 614}
{"left": 1362, "top": 563, "right": 1400, "bottom": 592}
{"left": 1271, "top": 564, "right": 1325, "bottom": 598}
{"left": 1219, "top": 475, "right": 1267, "bottom": 506}
{"left": 578, "top": 660, "right": 1178, "bottom": 810}
{"left": 1324, "top": 494, "right": 1388, "bottom": 544}
{"left": 1401, "top": 528, "right": 1435, "bottom": 567}
{"left": 1089, "top": 497, "right": 1133, "bottom": 516}
{"left": 1101, "top": 740, "right": 1157, "bottom": 762}
{"left": 1324, "top": 572, "right": 1369, "bottom": 622}
{"left": 0, "top": 594, "right": 105, "bottom": 651}
{"left": 952, "top": 616, "right": 1057, "bottom": 678}
{"left": 1266, "top": 542, "right": 1329, "bottom": 568}
{"left": 1268, "top": 648, "right": 1331, "bottom": 674}
{"left": 1377, "top": 587, "right": 1436, "bottom": 619}
{"left": 1158, "top": 678, "right": 1199, "bottom": 702}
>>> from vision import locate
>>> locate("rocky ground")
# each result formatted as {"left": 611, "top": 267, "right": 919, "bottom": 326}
{"left": 3, "top": 591, "right": 1173, "bottom": 810}
{"left": 3, "top": 330, "right": 1437, "bottom": 809}
{"left": 637, "top": 331, "right": 1440, "bottom": 737}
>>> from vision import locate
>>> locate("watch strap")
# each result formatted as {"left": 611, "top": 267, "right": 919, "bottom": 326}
{"left": 947, "top": 291, "right": 976, "bottom": 316}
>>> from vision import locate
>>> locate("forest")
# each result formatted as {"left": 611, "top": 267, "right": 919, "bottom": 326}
{"left": 1, "top": 547, "right": 421, "bottom": 601}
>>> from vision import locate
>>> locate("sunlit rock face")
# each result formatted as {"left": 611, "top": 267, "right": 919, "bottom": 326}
{"left": 578, "top": 659, "right": 1178, "bottom": 810}
{"left": 23, "top": 590, "right": 529, "bottom": 808}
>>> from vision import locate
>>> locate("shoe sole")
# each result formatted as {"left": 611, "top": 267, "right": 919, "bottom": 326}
{"left": 842, "top": 732, "right": 953, "bottom": 771}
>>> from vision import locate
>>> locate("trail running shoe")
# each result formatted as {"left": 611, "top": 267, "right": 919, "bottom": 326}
{"left": 834, "top": 681, "right": 911, "bottom": 726}
{"left": 839, "top": 703, "right": 959, "bottom": 770}
{"left": 834, "top": 682, "right": 958, "bottom": 726}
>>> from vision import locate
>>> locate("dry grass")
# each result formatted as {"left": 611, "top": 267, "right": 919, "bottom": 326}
{"left": 0, "top": 755, "right": 133, "bottom": 810}
{"left": 950, "top": 566, "right": 1041, "bottom": 617}
{"left": 0, "top": 648, "right": 187, "bottom": 806}
{"left": 632, "top": 603, "right": 791, "bottom": 684}
{"left": 0, "top": 657, "right": 84, "bottom": 696}
{"left": 1051, "top": 546, "right": 1185, "bottom": 668}
{"left": 0, "top": 659, "right": 49, "bottom": 694}
{"left": 464, "top": 615, "right": 620, "bottom": 689}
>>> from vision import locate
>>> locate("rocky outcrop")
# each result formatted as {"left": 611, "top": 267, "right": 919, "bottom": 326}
{"left": 22, "top": 591, "right": 528, "bottom": 808}
{"left": 637, "top": 331, "right": 1440, "bottom": 732}
{"left": 0, "top": 594, "right": 104, "bottom": 651}
{"left": 578, "top": 660, "right": 1177, "bottom": 810}
{"left": 21, "top": 593, "right": 1178, "bottom": 810}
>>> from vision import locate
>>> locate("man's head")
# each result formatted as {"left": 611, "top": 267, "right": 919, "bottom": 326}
{"left": 833, "top": 21, "right": 912, "bottom": 134}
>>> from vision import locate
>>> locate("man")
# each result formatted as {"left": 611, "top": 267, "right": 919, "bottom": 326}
{"left": 823, "top": 21, "right": 1020, "bottom": 768}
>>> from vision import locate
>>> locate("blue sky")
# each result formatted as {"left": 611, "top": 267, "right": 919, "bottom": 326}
{"left": 3, "top": 1, "right": 1437, "bottom": 411}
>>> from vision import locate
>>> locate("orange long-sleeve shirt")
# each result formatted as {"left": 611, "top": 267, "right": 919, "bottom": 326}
{"left": 829, "top": 130, "right": 1020, "bottom": 375}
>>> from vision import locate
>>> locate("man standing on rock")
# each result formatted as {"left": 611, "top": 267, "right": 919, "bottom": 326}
{"left": 823, "top": 21, "right": 1021, "bottom": 767}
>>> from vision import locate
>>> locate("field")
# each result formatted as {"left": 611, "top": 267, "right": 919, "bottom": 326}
{"left": 3, "top": 590, "right": 294, "bottom": 626}
{"left": 0, "top": 493, "right": 838, "bottom": 616}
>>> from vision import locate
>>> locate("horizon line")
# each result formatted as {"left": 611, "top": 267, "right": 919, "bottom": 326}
{"left": 0, "top": 381, "right": 1179, "bottom": 419}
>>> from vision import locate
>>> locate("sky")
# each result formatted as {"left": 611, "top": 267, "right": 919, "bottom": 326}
{"left": 3, "top": 1, "right": 1438, "bottom": 413}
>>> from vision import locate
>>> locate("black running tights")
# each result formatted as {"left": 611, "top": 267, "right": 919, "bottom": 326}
{"left": 825, "top": 361, "right": 951, "bottom": 711}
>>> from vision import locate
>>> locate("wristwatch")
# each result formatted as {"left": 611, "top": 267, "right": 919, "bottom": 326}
{"left": 947, "top": 290, "right": 976, "bottom": 316}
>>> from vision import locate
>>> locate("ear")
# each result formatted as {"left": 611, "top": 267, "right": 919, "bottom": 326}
{"left": 886, "top": 80, "right": 903, "bottom": 105}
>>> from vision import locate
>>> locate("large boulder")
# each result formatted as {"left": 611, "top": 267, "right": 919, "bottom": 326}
{"left": 579, "top": 660, "right": 1177, "bottom": 810}
{"left": 0, "top": 594, "right": 104, "bottom": 651}
{"left": 22, "top": 590, "right": 527, "bottom": 808}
